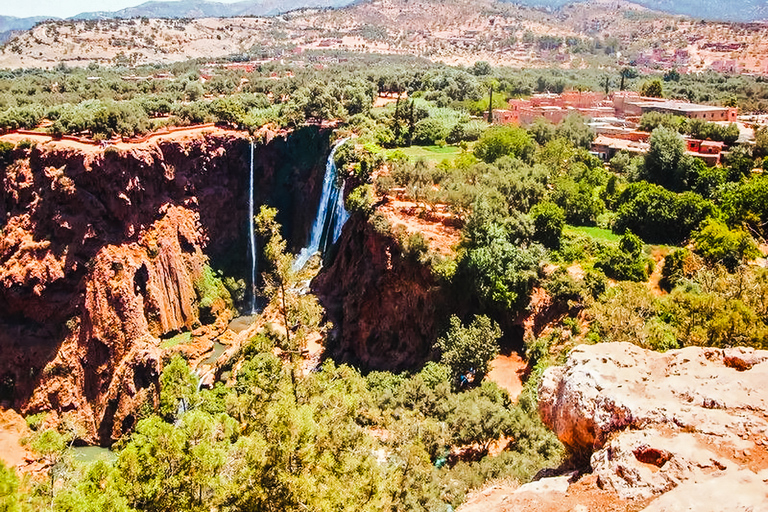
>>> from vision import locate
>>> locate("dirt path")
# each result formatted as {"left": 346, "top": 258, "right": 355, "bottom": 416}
{"left": 0, "top": 125, "right": 247, "bottom": 153}
{"left": 646, "top": 248, "right": 668, "bottom": 297}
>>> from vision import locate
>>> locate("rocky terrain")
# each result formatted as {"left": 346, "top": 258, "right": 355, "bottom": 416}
{"left": 471, "top": 342, "right": 768, "bottom": 511}
{"left": 0, "top": 127, "right": 333, "bottom": 443}
{"left": 1, "top": 0, "right": 766, "bottom": 73}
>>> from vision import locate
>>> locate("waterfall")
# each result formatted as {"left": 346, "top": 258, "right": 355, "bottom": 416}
{"left": 248, "top": 140, "right": 257, "bottom": 313}
{"left": 293, "top": 138, "right": 351, "bottom": 271}
{"left": 331, "top": 181, "right": 350, "bottom": 245}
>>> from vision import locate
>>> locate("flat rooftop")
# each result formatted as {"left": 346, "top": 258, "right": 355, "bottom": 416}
{"left": 633, "top": 100, "right": 730, "bottom": 112}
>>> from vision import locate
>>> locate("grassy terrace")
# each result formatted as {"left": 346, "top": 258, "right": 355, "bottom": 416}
{"left": 565, "top": 225, "right": 620, "bottom": 243}
{"left": 384, "top": 144, "right": 464, "bottom": 164}
{"left": 160, "top": 331, "right": 192, "bottom": 349}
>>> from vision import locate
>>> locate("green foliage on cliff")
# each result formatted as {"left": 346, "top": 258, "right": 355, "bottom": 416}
{"left": 0, "top": 461, "right": 20, "bottom": 512}
{"left": 194, "top": 265, "right": 234, "bottom": 315}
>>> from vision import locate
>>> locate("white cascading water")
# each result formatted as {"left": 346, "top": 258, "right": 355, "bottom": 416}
{"left": 331, "top": 181, "right": 350, "bottom": 245}
{"left": 248, "top": 140, "right": 257, "bottom": 313}
{"left": 293, "top": 138, "right": 351, "bottom": 271}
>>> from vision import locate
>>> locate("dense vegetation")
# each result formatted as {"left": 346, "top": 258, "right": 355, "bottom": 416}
{"left": 2, "top": 54, "right": 768, "bottom": 510}
{"left": 1, "top": 54, "right": 767, "bottom": 138}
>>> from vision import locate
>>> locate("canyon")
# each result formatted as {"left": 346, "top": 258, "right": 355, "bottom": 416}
{"left": 0, "top": 127, "right": 334, "bottom": 443}
{"left": 0, "top": 126, "right": 469, "bottom": 444}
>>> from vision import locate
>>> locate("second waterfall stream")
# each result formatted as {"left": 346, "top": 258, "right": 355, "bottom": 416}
{"left": 293, "top": 138, "right": 351, "bottom": 271}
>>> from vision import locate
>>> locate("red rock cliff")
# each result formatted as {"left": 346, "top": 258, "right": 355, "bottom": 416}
{"left": 0, "top": 127, "right": 330, "bottom": 443}
{"left": 312, "top": 215, "right": 455, "bottom": 371}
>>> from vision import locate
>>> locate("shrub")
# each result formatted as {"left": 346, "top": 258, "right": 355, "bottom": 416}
{"left": 595, "top": 231, "right": 649, "bottom": 282}
{"left": 692, "top": 219, "right": 760, "bottom": 271}
{"left": 530, "top": 201, "right": 565, "bottom": 249}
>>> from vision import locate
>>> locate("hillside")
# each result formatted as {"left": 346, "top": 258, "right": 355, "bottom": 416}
{"left": 1, "top": 0, "right": 767, "bottom": 72}
{"left": 0, "top": 15, "right": 54, "bottom": 44}
{"left": 71, "top": 0, "right": 352, "bottom": 20}
{"left": 505, "top": 0, "right": 768, "bottom": 22}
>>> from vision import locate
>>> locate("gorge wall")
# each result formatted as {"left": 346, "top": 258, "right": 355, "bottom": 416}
{"left": 0, "top": 127, "right": 331, "bottom": 443}
{"left": 313, "top": 215, "right": 457, "bottom": 371}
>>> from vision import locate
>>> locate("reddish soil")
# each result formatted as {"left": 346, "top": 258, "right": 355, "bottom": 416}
{"left": 487, "top": 352, "right": 527, "bottom": 401}
{"left": 459, "top": 473, "right": 650, "bottom": 512}
{"left": 0, "top": 125, "right": 244, "bottom": 153}
{"left": 378, "top": 197, "right": 461, "bottom": 256}
{"left": 646, "top": 248, "right": 668, "bottom": 297}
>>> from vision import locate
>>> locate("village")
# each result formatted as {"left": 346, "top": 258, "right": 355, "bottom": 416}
{"left": 489, "top": 89, "right": 747, "bottom": 165}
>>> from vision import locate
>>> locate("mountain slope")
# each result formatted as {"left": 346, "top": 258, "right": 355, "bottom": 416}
{"left": 72, "top": 0, "right": 764, "bottom": 22}
{"left": 503, "top": 0, "right": 768, "bottom": 21}
{"left": 1, "top": 0, "right": 766, "bottom": 71}
{"left": 71, "top": 0, "right": 353, "bottom": 20}
{"left": 0, "top": 15, "right": 55, "bottom": 43}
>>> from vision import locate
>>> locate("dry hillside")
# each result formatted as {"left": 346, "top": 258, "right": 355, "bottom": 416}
{"left": 0, "top": 0, "right": 766, "bottom": 71}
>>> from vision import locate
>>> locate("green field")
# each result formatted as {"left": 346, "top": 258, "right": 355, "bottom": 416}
{"left": 565, "top": 225, "right": 620, "bottom": 243}
{"left": 384, "top": 145, "right": 464, "bottom": 164}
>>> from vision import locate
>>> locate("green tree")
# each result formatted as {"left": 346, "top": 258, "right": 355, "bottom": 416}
{"left": 436, "top": 315, "right": 502, "bottom": 383}
{"left": 595, "top": 231, "right": 649, "bottom": 282}
{"left": 529, "top": 201, "right": 565, "bottom": 249}
{"left": 555, "top": 114, "right": 594, "bottom": 148}
{"left": 643, "top": 126, "right": 686, "bottom": 189}
{"left": 473, "top": 126, "right": 534, "bottom": 164}
{"left": 720, "top": 175, "right": 768, "bottom": 237}
{"left": 458, "top": 223, "right": 543, "bottom": 310}
{"left": 158, "top": 355, "right": 198, "bottom": 421}
{"left": 255, "top": 206, "right": 324, "bottom": 383}
{"left": 640, "top": 79, "right": 663, "bottom": 98}
{"left": 755, "top": 127, "right": 768, "bottom": 159}
{"left": 693, "top": 219, "right": 760, "bottom": 271}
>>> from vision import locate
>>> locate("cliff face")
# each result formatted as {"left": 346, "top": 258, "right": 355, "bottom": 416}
{"left": 0, "top": 127, "right": 330, "bottom": 443}
{"left": 312, "top": 215, "right": 453, "bottom": 371}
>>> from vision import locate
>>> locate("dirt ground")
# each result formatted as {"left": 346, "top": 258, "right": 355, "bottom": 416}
{"left": 487, "top": 352, "right": 527, "bottom": 401}
{"left": 378, "top": 196, "right": 461, "bottom": 256}
{"left": 458, "top": 473, "right": 650, "bottom": 512}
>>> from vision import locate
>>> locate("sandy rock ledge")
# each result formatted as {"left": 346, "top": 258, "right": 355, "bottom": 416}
{"left": 536, "top": 342, "right": 768, "bottom": 510}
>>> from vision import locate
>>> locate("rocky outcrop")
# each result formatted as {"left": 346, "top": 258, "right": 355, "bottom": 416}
{"left": 0, "top": 127, "right": 331, "bottom": 443}
{"left": 312, "top": 215, "right": 454, "bottom": 371}
{"left": 538, "top": 343, "right": 768, "bottom": 510}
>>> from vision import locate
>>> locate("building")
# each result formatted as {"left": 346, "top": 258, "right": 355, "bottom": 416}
{"left": 613, "top": 91, "right": 737, "bottom": 122}
{"left": 592, "top": 135, "right": 650, "bottom": 161}
{"left": 501, "top": 91, "right": 613, "bottom": 126}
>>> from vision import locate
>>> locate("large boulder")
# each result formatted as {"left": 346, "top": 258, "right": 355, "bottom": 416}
{"left": 538, "top": 342, "right": 768, "bottom": 507}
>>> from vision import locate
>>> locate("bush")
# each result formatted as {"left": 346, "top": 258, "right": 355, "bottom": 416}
{"left": 614, "top": 181, "right": 716, "bottom": 244}
{"left": 194, "top": 265, "right": 234, "bottom": 321}
{"left": 346, "top": 185, "right": 375, "bottom": 216}
{"left": 595, "top": 231, "right": 649, "bottom": 282}
{"left": 692, "top": 219, "right": 760, "bottom": 271}
{"left": 473, "top": 125, "right": 534, "bottom": 163}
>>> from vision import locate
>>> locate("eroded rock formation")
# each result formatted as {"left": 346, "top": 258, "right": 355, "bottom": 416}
{"left": 312, "top": 215, "right": 454, "bottom": 371}
{"left": 0, "top": 127, "right": 330, "bottom": 443}
{"left": 537, "top": 342, "right": 768, "bottom": 511}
